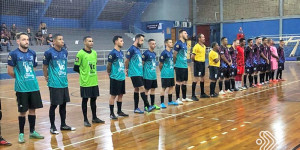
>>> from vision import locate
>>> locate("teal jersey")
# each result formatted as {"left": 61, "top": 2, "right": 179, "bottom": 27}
{"left": 174, "top": 40, "right": 188, "bottom": 68}
{"left": 108, "top": 49, "right": 125, "bottom": 81}
{"left": 159, "top": 49, "right": 174, "bottom": 78}
{"left": 126, "top": 45, "right": 143, "bottom": 77}
{"left": 142, "top": 50, "right": 157, "bottom": 80}
{"left": 7, "top": 49, "right": 40, "bottom": 92}
{"left": 43, "top": 47, "right": 68, "bottom": 88}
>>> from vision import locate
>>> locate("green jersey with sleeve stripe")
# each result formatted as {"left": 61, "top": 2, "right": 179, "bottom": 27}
{"left": 74, "top": 49, "right": 98, "bottom": 87}
{"left": 108, "top": 49, "right": 125, "bottom": 81}
{"left": 174, "top": 40, "right": 188, "bottom": 68}
{"left": 159, "top": 49, "right": 174, "bottom": 78}
{"left": 126, "top": 45, "right": 143, "bottom": 77}
{"left": 142, "top": 50, "right": 157, "bottom": 80}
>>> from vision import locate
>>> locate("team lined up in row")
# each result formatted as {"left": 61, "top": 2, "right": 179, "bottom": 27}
{"left": 1, "top": 29, "right": 286, "bottom": 145}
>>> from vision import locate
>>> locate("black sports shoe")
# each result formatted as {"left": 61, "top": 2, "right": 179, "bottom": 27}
{"left": 50, "top": 127, "right": 59, "bottom": 134}
{"left": 200, "top": 93, "right": 210, "bottom": 98}
{"left": 84, "top": 121, "right": 91, "bottom": 127}
{"left": 92, "top": 118, "right": 105, "bottom": 124}
{"left": 233, "top": 88, "right": 239, "bottom": 91}
{"left": 60, "top": 125, "right": 76, "bottom": 131}
{"left": 117, "top": 111, "right": 129, "bottom": 117}
{"left": 191, "top": 96, "right": 199, "bottom": 101}
{"left": 210, "top": 93, "right": 219, "bottom": 97}
{"left": 110, "top": 113, "right": 118, "bottom": 120}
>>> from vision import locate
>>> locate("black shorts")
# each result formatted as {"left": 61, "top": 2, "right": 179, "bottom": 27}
{"left": 110, "top": 78, "right": 125, "bottom": 96}
{"left": 131, "top": 76, "right": 144, "bottom": 88}
{"left": 230, "top": 68, "right": 237, "bottom": 77}
{"left": 16, "top": 91, "right": 43, "bottom": 112}
{"left": 209, "top": 66, "right": 219, "bottom": 80}
{"left": 80, "top": 86, "right": 99, "bottom": 98}
{"left": 175, "top": 67, "right": 188, "bottom": 82}
{"left": 144, "top": 79, "right": 158, "bottom": 90}
{"left": 161, "top": 78, "right": 175, "bottom": 88}
{"left": 49, "top": 87, "right": 70, "bottom": 105}
{"left": 253, "top": 64, "right": 259, "bottom": 72}
{"left": 194, "top": 61, "right": 205, "bottom": 77}
{"left": 245, "top": 67, "right": 254, "bottom": 74}
{"left": 219, "top": 67, "right": 231, "bottom": 78}
{"left": 259, "top": 64, "right": 266, "bottom": 72}
{"left": 278, "top": 63, "right": 284, "bottom": 70}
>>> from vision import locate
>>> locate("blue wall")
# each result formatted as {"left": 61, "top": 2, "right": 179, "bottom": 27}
{"left": 223, "top": 20, "right": 279, "bottom": 43}
{"left": 283, "top": 18, "right": 300, "bottom": 35}
{"left": 141, "top": 20, "right": 193, "bottom": 39}
{"left": 1, "top": 15, "right": 122, "bottom": 30}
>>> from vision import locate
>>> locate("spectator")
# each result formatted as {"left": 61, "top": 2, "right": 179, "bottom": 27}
{"left": 46, "top": 33, "right": 53, "bottom": 47}
{"left": 1, "top": 23, "right": 7, "bottom": 32}
{"left": 27, "top": 28, "right": 34, "bottom": 46}
{"left": 0, "top": 33, "right": 10, "bottom": 52}
{"left": 35, "top": 31, "right": 44, "bottom": 46}
{"left": 10, "top": 24, "right": 17, "bottom": 40}
{"left": 2, "top": 29, "right": 13, "bottom": 46}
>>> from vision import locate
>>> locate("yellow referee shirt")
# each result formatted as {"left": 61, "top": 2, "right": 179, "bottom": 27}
{"left": 209, "top": 50, "right": 220, "bottom": 67}
{"left": 192, "top": 43, "right": 206, "bottom": 62}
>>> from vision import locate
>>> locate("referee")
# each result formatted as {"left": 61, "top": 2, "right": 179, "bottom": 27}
{"left": 7, "top": 33, "right": 44, "bottom": 143}
{"left": 191, "top": 33, "right": 209, "bottom": 101}
{"left": 74, "top": 36, "right": 105, "bottom": 127}
{"left": 43, "top": 34, "right": 75, "bottom": 134}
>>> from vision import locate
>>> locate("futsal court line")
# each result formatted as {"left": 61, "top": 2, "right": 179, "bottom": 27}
{"left": 53, "top": 80, "right": 300, "bottom": 149}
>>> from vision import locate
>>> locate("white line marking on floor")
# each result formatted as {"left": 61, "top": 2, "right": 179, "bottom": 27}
{"left": 197, "top": 117, "right": 204, "bottom": 119}
{"left": 240, "top": 124, "right": 245, "bottom": 127}
{"left": 222, "top": 132, "right": 228, "bottom": 135}
{"left": 54, "top": 80, "right": 300, "bottom": 149}
{"left": 187, "top": 146, "right": 195, "bottom": 149}
{"left": 211, "top": 136, "right": 218, "bottom": 139}
{"left": 200, "top": 141, "right": 207, "bottom": 144}
{"left": 211, "top": 118, "right": 219, "bottom": 120}
{"left": 231, "top": 128, "right": 237, "bottom": 131}
{"left": 227, "top": 120, "right": 235, "bottom": 122}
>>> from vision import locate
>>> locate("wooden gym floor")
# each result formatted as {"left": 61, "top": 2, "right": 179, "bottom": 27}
{"left": 1, "top": 61, "right": 300, "bottom": 150}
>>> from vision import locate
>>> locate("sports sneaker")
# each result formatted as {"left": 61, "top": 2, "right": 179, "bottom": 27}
{"left": 168, "top": 101, "right": 178, "bottom": 106}
{"left": 117, "top": 111, "right": 129, "bottom": 117}
{"left": 176, "top": 98, "right": 183, "bottom": 105}
{"left": 110, "top": 113, "right": 118, "bottom": 120}
{"left": 61, "top": 125, "right": 76, "bottom": 131}
{"left": 269, "top": 79, "right": 273, "bottom": 83}
{"left": 29, "top": 131, "right": 44, "bottom": 139}
{"left": 252, "top": 84, "right": 257, "bottom": 87}
{"left": 191, "top": 96, "right": 199, "bottom": 101}
{"left": 84, "top": 121, "right": 91, "bottom": 127}
{"left": 261, "top": 82, "right": 265, "bottom": 85}
{"left": 182, "top": 98, "right": 193, "bottom": 102}
{"left": 134, "top": 108, "right": 144, "bottom": 114}
{"left": 145, "top": 106, "right": 155, "bottom": 112}
{"left": 92, "top": 118, "right": 105, "bottom": 124}
{"left": 233, "top": 88, "right": 239, "bottom": 91}
{"left": 152, "top": 104, "right": 161, "bottom": 110}
{"left": 18, "top": 133, "right": 25, "bottom": 143}
{"left": 50, "top": 127, "right": 59, "bottom": 134}
{"left": 200, "top": 93, "right": 210, "bottom": 98}
{"left": 226, "top": 89, "right": 233, "bottom": 94}
{"left": 210, "top": 93, "right": 219, "bottom": 97}
{"left": 160, "top": 103, "right": 167, "bottom": 108}
{"left": 242, "top": 86, "right": 247, "bottom": 90}
{"left": 257, "top": 83, "right": 262, "bottom": 86}
{"left": 219, "top": 90, "right": 226, "bottom": 95}
{"left": 238, "top": 87, "right": 243, "bottom": 91}
{"left": 0, "top": 137, "right": 12, "bottom": 146}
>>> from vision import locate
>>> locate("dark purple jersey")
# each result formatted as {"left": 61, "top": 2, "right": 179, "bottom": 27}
{"left": 245, "top": 46, "right": 254, "bottom": 67}
{"left": 229, "top": 46, "right": 237, "bottom": 68}
{"left": 277, "top": 46, "right": 285, "bottom": 63}
{"left": 253, "top": 44, "right": 261, "bottom": 65}
{"left": 219, "top": 45, "right": 231, "bottom": 69}
{"left": 267, "top": 46, "right": 271, "bottom": 60}
{"left": 260, "top": 44, "right": 268, "bottom": 64}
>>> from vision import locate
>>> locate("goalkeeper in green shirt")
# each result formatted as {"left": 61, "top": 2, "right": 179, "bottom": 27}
{"left": 74, "top": 36, "right": 105, "bottom": 127}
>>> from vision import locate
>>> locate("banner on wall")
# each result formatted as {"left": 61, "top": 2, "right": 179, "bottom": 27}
{"left": 146, "top": 23, "right": 162, "bottom": 30}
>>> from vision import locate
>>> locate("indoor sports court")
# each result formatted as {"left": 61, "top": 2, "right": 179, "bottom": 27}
{"left": 0, "top": 0, "right": 300, "bottom": 150}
